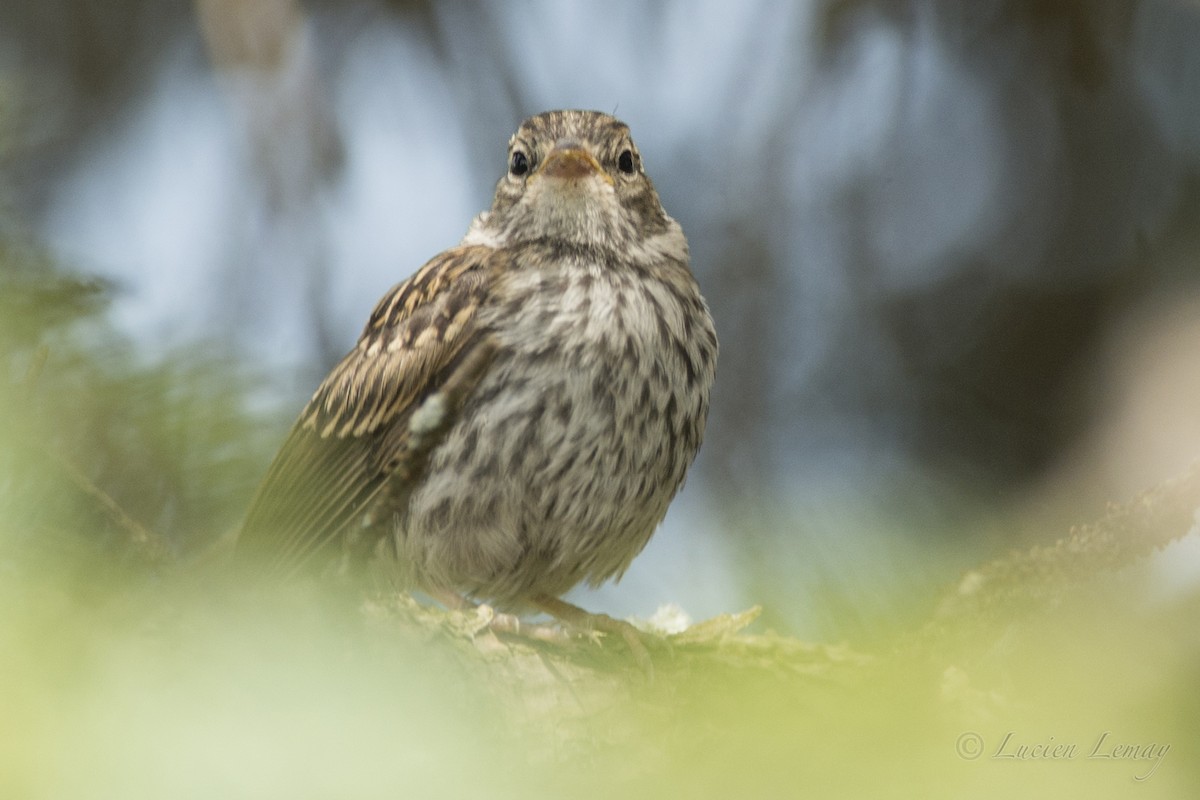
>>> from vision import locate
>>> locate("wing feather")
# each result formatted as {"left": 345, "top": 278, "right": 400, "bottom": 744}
{"left": 236, "top": 245, "right": 500, "bottom": 577}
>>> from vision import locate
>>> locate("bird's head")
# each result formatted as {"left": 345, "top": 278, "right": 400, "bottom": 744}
{"left": 467, "top": 110, "right": 677, "bottom": 254}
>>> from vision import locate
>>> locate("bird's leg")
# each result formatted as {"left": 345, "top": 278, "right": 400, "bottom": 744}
{"left": 426, "top": 587, "right": 568, "bottom": 642}
{"left": 426, "top": 586, "right": 471, "bottom": 611}
{"left": 532, "top": 594, "right": 654, "bottom": 677}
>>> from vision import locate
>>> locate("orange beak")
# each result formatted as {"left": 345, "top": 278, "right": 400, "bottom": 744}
{"left": 537, "top": 146, "right": 614, "bottom": 185}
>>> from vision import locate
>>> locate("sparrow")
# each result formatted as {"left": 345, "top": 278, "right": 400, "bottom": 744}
{"left": 236, "top": 110, "right": 717, "bottom": 650}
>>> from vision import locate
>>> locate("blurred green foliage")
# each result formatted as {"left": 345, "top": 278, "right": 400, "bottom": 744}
{"left": 0, "top": 228, "right": 283, "bottom": 589}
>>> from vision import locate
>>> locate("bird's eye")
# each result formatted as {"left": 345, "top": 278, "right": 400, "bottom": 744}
{"left": 617, "top": 149, "right": 635, "bottom": 175}
{"left": 510, "top": 150, "right": 530, "bottom": 177}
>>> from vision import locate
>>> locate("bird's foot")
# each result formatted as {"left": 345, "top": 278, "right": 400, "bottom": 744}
{"left": 427, "top": 588, "right": 655, "bottom": 675}
{"left": 427, "top": 588, "right": 572, "bottom": 644}
{"left": 532, "top": 594, "right": 655, "bottom": 679}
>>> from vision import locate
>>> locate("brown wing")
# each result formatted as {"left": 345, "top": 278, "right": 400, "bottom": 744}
{"left": 236, "top": 245, "right": 501, "bottom": 577}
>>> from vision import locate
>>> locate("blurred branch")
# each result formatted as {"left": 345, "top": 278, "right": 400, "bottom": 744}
{"left": 196, "top": 0, "right": 304, "bottom": 70}
{"left": 194, "top": 0, "right": 343, "bottom": 207}
{"left": 193, "top": 0, "right": 345, "bottom": 363}
{"left": 363, "top": 596, "right": 872, "bottom": 724}
{"left": 350, "top": 462, "right": 1199, "bottom": 736}
{"left": 50, "top": 449, "right": 170, "bottom": 567}
{"left": 929, "top": 461, "right": 1200, "bottom": 631}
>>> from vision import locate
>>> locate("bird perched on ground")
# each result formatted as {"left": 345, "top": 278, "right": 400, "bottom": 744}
{"left": 236, "top": 109, "right": 717, "bottom": 647}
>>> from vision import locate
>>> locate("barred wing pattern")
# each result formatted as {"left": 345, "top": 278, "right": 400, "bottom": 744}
{"left": 236, "top": 245, "right": 500, "bottom": 577}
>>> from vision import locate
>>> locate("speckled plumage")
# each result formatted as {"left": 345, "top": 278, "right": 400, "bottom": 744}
{"left": 237, "top": 110, "right": 717, "bottom": 609}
